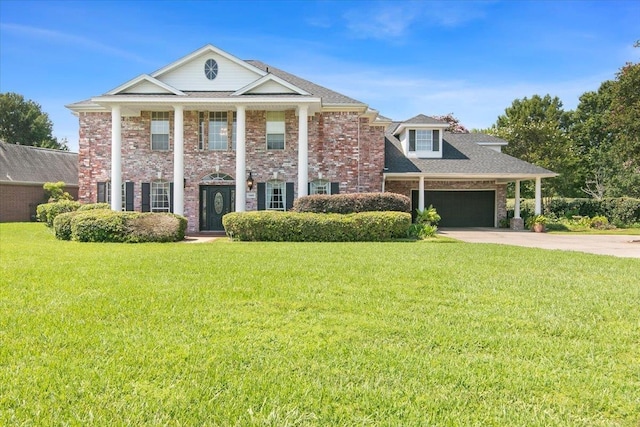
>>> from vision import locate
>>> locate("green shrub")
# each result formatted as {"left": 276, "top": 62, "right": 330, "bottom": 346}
{"left": 223, "top": 211, "right": 411, "bottom": 242}
{"left": 590, "top": 215, "right": 610, "bottom": 230}
{"left": 125, "top": 213, "right": 187, "bottom": 243}
{"left": 293, "top": 193, "right": 411, "bottom": 214}
{"left": 69, "top": 210, "right": 187, "bottom": 243}
{"left": 71, "top": 210, "right": 127, "bottom": 242}
{"left": 78, "top": 203, "right": 111, "bottom": 211}
{"left": 508, "top": 197, "right": 640, "bottom": 227}
{"left": 407, "top": 205, "right": 441, "bottom": 239}
{"left": 407, "top": 223, "right": 438, "bottom": 239}
{"left": 36, "top": 200, "right": 81, "bottom": 227}
{"left": 545, "top": 222, "right": 570, "bottom": 231}
{"left": 52, "top": 211, "right": 79, "bottom": 240}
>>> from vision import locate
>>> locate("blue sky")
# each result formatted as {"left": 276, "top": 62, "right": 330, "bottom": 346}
{"left": 1, "top": 0, "right": 638, "bottom": 152}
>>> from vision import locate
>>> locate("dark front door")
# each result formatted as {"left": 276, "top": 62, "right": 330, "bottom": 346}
{"left": 200, "top": 185, "right": 235, "bottom": 231}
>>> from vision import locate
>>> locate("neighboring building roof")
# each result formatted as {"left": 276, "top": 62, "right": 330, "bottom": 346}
{"left": 0, "top": 141, "right": 78, "bottom": 185}
{"left": 384, "top": 128, "right": 556, "bottom": 178}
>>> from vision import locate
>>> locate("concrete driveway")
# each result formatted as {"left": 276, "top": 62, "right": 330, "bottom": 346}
{"left": 439, "top": 228, "right": 640, "bottom": 259}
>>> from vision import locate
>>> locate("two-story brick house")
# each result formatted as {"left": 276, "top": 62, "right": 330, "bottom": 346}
{"left": 67, "top": 44, "right": 554, "bottom": 232}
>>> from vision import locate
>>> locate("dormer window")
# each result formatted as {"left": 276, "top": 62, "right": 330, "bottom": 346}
{"left": 410, "top": 130, "right": 440, "bottom": 152}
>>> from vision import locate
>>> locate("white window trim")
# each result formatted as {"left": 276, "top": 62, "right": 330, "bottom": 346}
{"left": 266, "top": 111, "right": 285, "bottom": 150}
{"left": 266, "top": 180, "right": 285, "bottom": 211}
{"left": 151, "top": 111, "right": 170, "bottom": 151}
{"left": 406, "top": 128, "right": 442, "bottom": 159}
{"left": 208, "top": 112, "right": 228, "bottom": 151}
{"left": 310, "top": 179, "right": 331, "bottom": 195}
{"left": 151, "top": 181, "right": 170, "bottom": 213}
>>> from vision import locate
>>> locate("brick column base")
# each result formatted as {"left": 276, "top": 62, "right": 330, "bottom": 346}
{"left": 510, "top": 217, "right": 524, "bottom": 230}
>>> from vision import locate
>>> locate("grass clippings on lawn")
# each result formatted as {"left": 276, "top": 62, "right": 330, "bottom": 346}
{"left": 1, "top": 223, "right": 639, "bottom": 426}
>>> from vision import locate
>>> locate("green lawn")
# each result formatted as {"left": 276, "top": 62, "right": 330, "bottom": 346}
{"left": 1, "top": 223, "right": 639, "bottom": 426}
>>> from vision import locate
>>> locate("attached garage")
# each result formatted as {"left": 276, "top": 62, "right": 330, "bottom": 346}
{"left": 412, "top": 190, "right": 495, "bottom": 227}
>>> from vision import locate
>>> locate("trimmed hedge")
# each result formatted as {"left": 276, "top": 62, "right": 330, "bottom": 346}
{"left": 78, "top": 203, "right": 111, "bottom": 211}
{"left": 36, "top": 200, "right": 81, "bottom": 227}
{"left": 223, "top": 211, "right": 411, "bottom": 242}
{"left": 53, "top": 211, "right": 78, "bottom": 241}
{"left": 507, "top": 197, "right": 640, "bottom": 227}
{"left": 54, "top": 210, "right": 187, "bottom": 243}
{"left": 293, "top": 192, "right": 411, "bottom": 214}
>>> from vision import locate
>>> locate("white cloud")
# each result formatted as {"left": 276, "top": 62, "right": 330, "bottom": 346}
{"left": 340, "top": 1, "right": 492, "bottom": 40}
{"left": 343, "top": 4, "right": 421, "bottom": 40}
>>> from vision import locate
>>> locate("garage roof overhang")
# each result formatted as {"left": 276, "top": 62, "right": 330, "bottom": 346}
{"left": 384, "top": 172, "right": 558, "bottom": 182}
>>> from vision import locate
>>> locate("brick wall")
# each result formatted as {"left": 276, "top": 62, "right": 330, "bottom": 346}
{"left": 78, "top": 109, "right": 386, "bottom": 232}
{"left": 385, "top": 179, "right": 507, "bottom": 224}
{"left": 0, "top": 183, "right": 78, "bottom": 222}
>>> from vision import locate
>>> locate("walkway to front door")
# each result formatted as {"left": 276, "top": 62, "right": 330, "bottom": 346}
{"left": 200, "top": 185, "right": 235, "bottom": 231}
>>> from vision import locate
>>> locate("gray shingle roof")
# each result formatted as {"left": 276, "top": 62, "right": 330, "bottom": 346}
{"left": 402, "top": 114, "right": 449, "bottom": 125}
{"left": 0, "top": 142, "right": 78, "bottom": 185}
{"left": 246, "top": 60, "right": 365, "bottom": 105}
{"left": 384, "top": 129, "right": 556, "bottom": 177}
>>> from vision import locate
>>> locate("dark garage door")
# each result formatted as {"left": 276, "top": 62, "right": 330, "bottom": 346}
{"left": 411, "top": 190, "right": 495, "bottom": 227}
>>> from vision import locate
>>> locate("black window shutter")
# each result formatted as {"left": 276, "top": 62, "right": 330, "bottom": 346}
{"left": 286, "top": 182, "right": 295, "bottom": 211}
{"left": 409, "top": 130, "right": 416, "bottom": 151}
{"left": 169, "top": 183, "right": 174, "bottom": 213}
{"left": 331, "top": 182, "right": 340, "bottom": 194}
{"left": 97, "top": 182, "right": 106, "bottom": 203}
{"left": 307, "top": 183, "right": 311, "bottom": 195}
{"left": 125, "top": 182, "right": 134, "bottom": 211}
{"left": 141, "top": 183, "right": 150, "bottom": 212}
{"left": 257, "top": 183, "right": 266, "bottom": 210}
{"left": 433, "top": 130, "right": 440, "bottom": 151}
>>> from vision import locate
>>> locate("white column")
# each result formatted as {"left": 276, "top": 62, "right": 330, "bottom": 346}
{"left": 418, "top": 176, "right": 425, "bottom": 212}
{"left": 173, "top": 105, "right": 184, "bottom": 216}
{"left": 297, "top": 105, "right": 309, "bottom": 197}
{"left": 235, "top": 106, "right": 246, "bottom": 212}
{"left": 514, "top": 180, "right": 521, "bottom": 218}
{"left": 110, "top": 105, "right": 122, "bottom": 211}
{"left": 534, "top": 177, "right": 542, "bottom": 215}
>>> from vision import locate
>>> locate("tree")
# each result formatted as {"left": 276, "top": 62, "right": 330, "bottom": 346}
{"left": 606, "top": 60, "right": 640, "bottom": 197}
{"left": 0, "top": 92, "right": 67, "bottom": 150}
{"left": 487, "top": 94, "right": 580, "bottom": 197}
{"left": 570, "top": 55, "right": 640, "bottom": 198}
{"left": 432, "top": 113, "right": 469, "bottom": 133}
{"left": 43, "top": 181, "right": 73, "bottom": 202}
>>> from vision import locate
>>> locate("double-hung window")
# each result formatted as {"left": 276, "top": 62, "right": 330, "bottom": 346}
{"left": 310, "top": 179, "right": 330, "bottom": 195}
{"left": 409, "top": 129, "right": 440, "bottom": 152}
{"left": 208, "top": 112, "right": 228, "bottom": 150}
{"left": 151, "top": 181, "right": 170, "bottom": 212}
{"left": 151, "top": 112, "right": 170, "bottom": 150}
{"left": 266, "top": 181, "right": 285, "bottom": 210}
{"left": 266, "top": 111, "right": 285, "bottom": 150}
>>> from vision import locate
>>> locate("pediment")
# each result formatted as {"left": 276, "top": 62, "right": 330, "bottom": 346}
{"left": 150, "top": 44, "right": 268, "bottom": 92}
{"left": 106, "top": 75, "right": 184, "bottom": 96}
{"left": 234, "top": 74, "right": 310, "bottom": 96}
